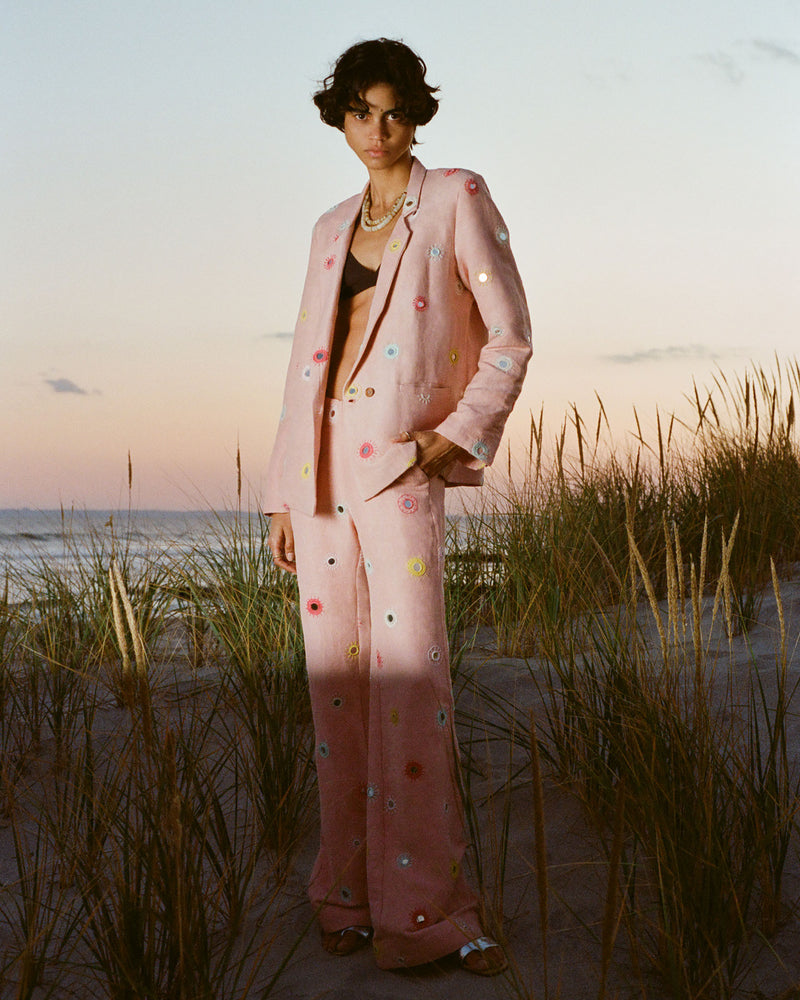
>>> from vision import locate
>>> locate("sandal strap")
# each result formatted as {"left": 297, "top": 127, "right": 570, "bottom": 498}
{"left": 459, "top": 935, "right": 498, "bottom": 959}
{"left": 337, "top": 925, "right": 371, "bottom": 940}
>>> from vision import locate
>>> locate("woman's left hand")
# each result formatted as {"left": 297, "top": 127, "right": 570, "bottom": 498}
{"left": 392, "top": 429, "right": 470, "bottom": 479}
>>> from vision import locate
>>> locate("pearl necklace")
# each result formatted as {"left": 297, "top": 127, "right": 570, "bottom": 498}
{"left": 360, "top": 189, "right": 407, "bottom": 232}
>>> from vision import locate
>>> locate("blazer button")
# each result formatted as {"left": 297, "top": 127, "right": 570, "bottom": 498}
{"left": 365, "top": 387, "right": 375, "bottom": 397}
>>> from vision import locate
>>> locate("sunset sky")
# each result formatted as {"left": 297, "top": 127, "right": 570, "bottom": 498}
{"left": 3, "top": 0, "right": 798, "bottom": 510}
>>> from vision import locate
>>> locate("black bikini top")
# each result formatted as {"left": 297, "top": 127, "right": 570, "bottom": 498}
{"left": 340, "top": 250, "right": 379, "bottom": 299}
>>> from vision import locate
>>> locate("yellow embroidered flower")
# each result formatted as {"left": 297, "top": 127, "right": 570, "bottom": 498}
{"left": 407, "top": 556, "right": 426, "bottom": 577}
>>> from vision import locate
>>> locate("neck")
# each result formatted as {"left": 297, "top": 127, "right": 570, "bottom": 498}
{"left": 367, "top": 155, "right": 413, "bottom": 214}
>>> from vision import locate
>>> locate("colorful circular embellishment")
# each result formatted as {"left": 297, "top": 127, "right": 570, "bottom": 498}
{"left": 465, "top": 177, "right": 479, "bottom": 195}
{"left": 476, "top": 268, "right": 493, "bottom": 286}
{"left": 326, "top": 554, "right": 337, "bottom": 567}
{"left": 390, "top": 708, "right": 400, "bottom": 726}
{"left": 384, "top": 343, "right": 400, "bottom": 359}
{"left": 335, "top": 502, "right": 346, "bottom": 516}
{"left": 323, "top": 255, "right": 336, "bottom": 270}
{"left": 312, "top": 348, "right": 329, "bottom": 363}
{"left": 495, "top": 226, "right": 510, "bottom": 245}
{"left": 340, "top": 886, "right": 352, "bottom": 902}
{"left": 386, "top": 797, "right": 397, "bottom": 812}
{"left": 300, "top": 462, "right": 312, "bottom": 479}
{"left": 398, "top": 494, "right": 418, "bottom": 514}
{"left": 411, "top": 909, "right": 428, "bottom": 927}
{"left": 366, "top": 784, "right": 378, "bottom": 800}
{"left": 344, "top": 383, "right": 360, "bottom": 400}
{"left": 450, "top": 859, "right": 460, "bottom": 879}
{"left": 437, "top": 708, "right": 448, "bottom": 727}
{"left": 412, "top": 295, "right": 427, "bottom": 312}
{"left": 364, "top": 558, "right": 374, "bottom": 574}
{"left": 384, "top": 610, "right": 397, "bottom": 627}
{"left": 471, "top": 440, "right": 490, "bottom": 461}
{"left": 347, "top": 642, "right": 360, "bottom": 658}
{"left": 389, "top": 239, "right": 401, "bottom": 252}
{"left": 318, "top": 742, "right": 329, "bottom": 758}
{"left": 490, "top": 325, "right": 504, "bottom": 338}
{"left": 495, "top": 355, "right": 513, "bottom": 372}
{"left": 359, "top": 441, "right": 375, "bottom": 459}
{"left": 427, "top": 644, "right": 443, "bottom": 663}
{"left": 449, "top": 349, "right": 459, "bottom": 365}
{"left": 332, "top": 696, "right": 343, "bottom": 708}
{"left": 407, "top": 556, "right": 427, "bottom": 577}
{"left": 427, "top": 244, "right": 444, "bottom": 262}
{"left": 301, "top": 365, "right": 312, "bottom": 381}
{"left": 404, "top": 760, "right": 424, "bottom": 780}
{"left": 306, "top": 597, "right": 323, "bottom": 615}
{"left": 299, "top": 308, "right": 308, "bottom": 322}
{"left": 397, "top": 853, "right": 412, "bottom": 869}
{"left": 444, "top": 168, "right": 458, "bottom": 177}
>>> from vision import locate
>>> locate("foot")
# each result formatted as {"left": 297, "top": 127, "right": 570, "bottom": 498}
{"left": 321, "top": 925, "right": 372, "bottom": 956}
{"left": 459, "top": 936, "right": 508, "bottom": 976}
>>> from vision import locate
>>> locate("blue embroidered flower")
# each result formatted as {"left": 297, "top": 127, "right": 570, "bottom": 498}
{"left": 318, "top": 742, "right": 330, "bottom": 758}
{"left": 427, "top": 244, "right": 445, "bottom": 262}
{"left": 384, "top": 343, "right": 400, "bottom": 360}
{"left": 495, "top": 226, "right": 510, "bottom": 245}
{"left": 427, "top": 644, "right": 443, "bottom": 663}
{"left": 495, "top": 356, "right": 513, "bottom": 372}
{"left": 397, "top": 853, "right": 412, "bottom": 869}
{"left": 437, "top": 708, "right": 448, "bottom": 727}
{"left": 489, "top": 325, "right": 504, "bottom": 338}
{"left": 301, "top": 365, "right": 312, "bottom": 381}
{"left": 340, "top": 886, "right": 352, "bottom": 902}
{"left": 471, "top": 440, "right": 490, "bottom": 462}
{"left": 366, "top": 784, "right": 379, "bottom": 801}
{"left": 345, "top": 383, "right": 360, "bottom": 399}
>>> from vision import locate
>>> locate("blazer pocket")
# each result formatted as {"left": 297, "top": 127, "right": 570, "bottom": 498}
{"left": 398, "top": 383, "right": 455, "bottom": 430}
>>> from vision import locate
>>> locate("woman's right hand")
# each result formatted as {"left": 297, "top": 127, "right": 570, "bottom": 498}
{"left": 267, "top": 511, "right": 297, "bottom": 574}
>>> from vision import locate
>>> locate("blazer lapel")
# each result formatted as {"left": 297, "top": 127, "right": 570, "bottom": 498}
{"left": 348, "top": 157, "right": 426, "bottom": 376}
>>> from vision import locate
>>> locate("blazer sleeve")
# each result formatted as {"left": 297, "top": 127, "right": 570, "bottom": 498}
{"left": 434, "top": 174, "right": 532, "bottom": 469}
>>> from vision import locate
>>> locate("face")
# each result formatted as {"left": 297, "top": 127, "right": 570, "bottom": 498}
{"left": 343, "top": 82, "right": 416, "bottom": 174}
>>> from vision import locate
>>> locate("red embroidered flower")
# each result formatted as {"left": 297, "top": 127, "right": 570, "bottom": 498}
{"left": 412, "top": 296, "right": 427, "bottom": 312}
{"left": 306, "top": 597, "right": 323, "bottom": 616}
{"left": 359, "top": 441, "right": 375, "bottom": 459}
{"left": 312, "top": 348, "right": 329, "bottom": 363}
{"left": 323, "top": 255, "right": 336, "bottom": 270}
{"left": 444, "top": 168, "right": 458, "bottom": 177}
{"left": 404, "top": 760, "right": 424, "bottom": 780}
{"left": 464, "top": 177, "right": 479, "bottom": 195}
{"left": 398, "top": 494, "right": 418, "bottom": 514}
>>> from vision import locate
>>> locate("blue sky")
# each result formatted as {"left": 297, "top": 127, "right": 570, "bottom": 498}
{"left": 2, "top": 0, "right": 798, "bottom": 507}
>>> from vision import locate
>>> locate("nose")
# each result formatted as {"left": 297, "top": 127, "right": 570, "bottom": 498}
{"left": 369, "top": 117, "right": 389, "bottom": 141}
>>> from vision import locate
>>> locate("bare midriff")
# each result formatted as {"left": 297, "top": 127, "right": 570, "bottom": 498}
{"left": 325, "top": 212, "right": 401, "bottom": 400}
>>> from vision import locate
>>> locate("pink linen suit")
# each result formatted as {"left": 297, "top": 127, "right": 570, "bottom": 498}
{"left": 264, "top": 158, "right": 531, "bottom": 968}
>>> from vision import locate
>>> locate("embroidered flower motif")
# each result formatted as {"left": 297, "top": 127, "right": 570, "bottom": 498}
{"left": 332, "top": 696, "right": 343, "bottom": 708}
{"left": 340, "top": 886, "right": 352, "bottom": 902}
{"left": 449, "top": 349, "right": 459, "bottom": 365}
{"left": 475, "top": 267, "right": 493, "bottom": 286}
{"left": 444, "top": 167, "right": 458, "bottom": 177}
{"left": 489, "top": 325, "right": 504, "bottom": 338}
{"left": 306, "top": 597, "right": 323, "bottom": 615}
{"left": 495, "top": 226, "right": 510, "bottom": 245}
{"left": 359, "top": 441, "right": 375, "bottom": 459}
{"left": 397, "top": 853, "right": 412, "bottom": 869}
{"left": 389, "top": 239, "right": 401, "bottom": 252}
{"left": 437, "top": 708, "right": 448, "bottom": 728}
{"left": 312, "top": 348, "right": 329, "bottom": 363}
{"left": 376, "top": 651, "right": 384, "bottom": 669}
{"left": 412, "top": 295, "right": 427, "bottom": 312}
{"left": 398, "top": 494, "right": 418, "bottom": 514}
{"left": 404, "top": 760, "right": 423, "bottom": 780}
{"left": 386, "top": 797, "right": 397, "bottom": 812}
{"left": 427, "top": 244, "right": 444, "bottom": 262}
{"left": 326, "top": 554, "right": 337, "bottom": 567}
{"left": 366, "top": 784, "right": 378, "bottom": 800}
{"left": 411, "top": 909, "right": 428, "bottom": 927}
{"left": 337, "top": 220, "right": 349, "bottom": 232}
{"left": 301, "top": 365, "right": 312, "bottom": 381}
{"left": 346, "top": 642, "right": 359, "bottom": 658}
{"left": 364, "top": 558, "right": 374, "bottom": 574}
{"left": 465, "top": 177, "right": 479, "bottom": 195}
{"left": 450, "top": 859, "right": 460, "bottom": 879}
{"left": 353, "top": 837, "right": 362, "bottom": 847}
{"left": 300, "top": 462, "right": 312, "bottom": 479}
{"left": 418, "top": 392, "right": 431, "bottom": 405}
{"left": 390, "top": 708, "right": 400, "bottom": 726}
{"left": 323, "top": 255, "right": 336, "bottom": 270}
{"left": 495, "top": 355, "right": 513, "bottom": 372}
{"left": 471, "top": 440, "right": 490, "bottom": 462}
{"left": 299, "top": 308, "right": 308, "bottom": 322}
{"left": 344, "top": 383, "right": 360, "bottom": 400}
{"left": 335, "top": 502, "right": 346, "bottom": 516}
{"left": 404, "top": 196, "right": 417, "bottom": 209}
{"left": 407, "top": 557, "right": 427, "bottom": 577}
{"left": 318, "top": 742, "right": 329, "bottom": 758}
{"left": 384, "top": 343, "right": 400, "bottom": 359}
{"left": 427, "top": 644, "right": 443, "bottom": 663}
{"left": 384, "top": 610, "right": 397, "bottom": 627}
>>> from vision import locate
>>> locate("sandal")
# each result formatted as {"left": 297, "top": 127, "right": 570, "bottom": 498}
{"left": 321, "top": 925, "right": 372, "bottom": 956}
{"left": 459, "top": 936, "right": 508, "bottom": 976}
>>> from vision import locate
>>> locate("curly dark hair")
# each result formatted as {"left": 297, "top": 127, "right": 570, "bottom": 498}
{"left": 313, "top": 38, "right": 439, "bottom": 138}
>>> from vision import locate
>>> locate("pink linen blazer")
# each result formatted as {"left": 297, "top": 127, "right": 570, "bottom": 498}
{"left": 263, "top": 157, "right": 532, "bottom": 517}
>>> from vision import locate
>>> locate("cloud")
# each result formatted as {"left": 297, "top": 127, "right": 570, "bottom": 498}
{"left": 751, "top": 39, "right": 800, "bottom": 66}
{"left": 601, "top": 344, "right": 725, "bottom": 365}
{"left": 696, "top": 51, "right": 745, "bottom": 84}
{"left": 44, "top": 377, "right": 89, "bottom": 395}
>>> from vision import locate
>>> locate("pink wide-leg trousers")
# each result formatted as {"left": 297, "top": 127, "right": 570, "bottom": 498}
{"left": 290, "top": 398, "right": 482, "bottom": 969}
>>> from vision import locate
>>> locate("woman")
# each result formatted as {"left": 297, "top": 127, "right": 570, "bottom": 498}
{"left": 265, "top": 38, "right": 531, "bottom": 975}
